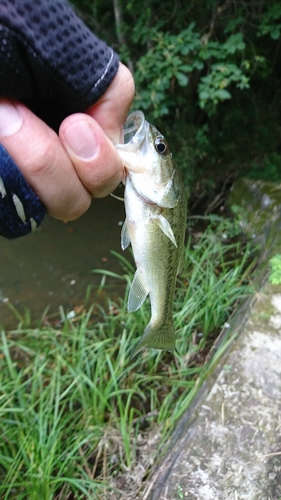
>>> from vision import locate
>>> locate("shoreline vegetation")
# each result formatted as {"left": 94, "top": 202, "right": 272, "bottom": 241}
{"left": 0, "top": 216, "right": 258, "bottom": 499}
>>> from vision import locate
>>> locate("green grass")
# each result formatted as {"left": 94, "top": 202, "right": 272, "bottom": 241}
{"left": 0, "top": 217, "right": 257, "bottom": 500}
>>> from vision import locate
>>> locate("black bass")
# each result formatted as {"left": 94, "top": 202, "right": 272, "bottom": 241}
{"left": 115, "top": 111, "right": 187, "bottom": 356}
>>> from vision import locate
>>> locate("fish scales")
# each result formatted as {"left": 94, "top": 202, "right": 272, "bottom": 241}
{"left": 115, "top": 111, "right": 187, "bottom": 357}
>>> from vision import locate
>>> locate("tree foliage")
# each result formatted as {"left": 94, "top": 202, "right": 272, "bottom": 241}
{"left": 71, "top": 0, "right": 281, "bottom": 191}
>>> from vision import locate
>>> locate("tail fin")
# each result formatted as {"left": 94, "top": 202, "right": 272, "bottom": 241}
{"left": 131, "top": 321, "right": 175, "bottom": 358}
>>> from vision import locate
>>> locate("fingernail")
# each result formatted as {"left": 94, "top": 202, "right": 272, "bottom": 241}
{"left": 0, "top": 102, "right": 23, "bottom": 137}
{"left": 63, "top": 121, "right": 98, "bottom": 159}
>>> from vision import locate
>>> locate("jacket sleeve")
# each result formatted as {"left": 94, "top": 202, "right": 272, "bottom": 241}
{"left": 0, "top": 0, "right": 120, "bottom": 130}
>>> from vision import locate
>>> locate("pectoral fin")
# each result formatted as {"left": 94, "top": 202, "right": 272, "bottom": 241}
{"left": 121, "top": 219, "right": 131, "bottom": 250}
{"left": 155, "top": 215, "right": 177, "bottom": 248}
{"left": 128, "top": 270, "right": 149, "bottom": 312}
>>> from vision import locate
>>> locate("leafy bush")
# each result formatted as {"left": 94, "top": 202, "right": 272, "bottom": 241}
{"left": 71, "top": 0, "right": 281, "bottom": 187}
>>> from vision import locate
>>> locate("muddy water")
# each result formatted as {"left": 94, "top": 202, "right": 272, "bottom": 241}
{"left": 0, "top": 192, "right": 127, "bottom": 328}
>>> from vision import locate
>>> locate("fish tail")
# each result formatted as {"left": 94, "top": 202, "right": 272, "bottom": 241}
{"left": 131, "top": 321, "right": 175, "bottom": 358}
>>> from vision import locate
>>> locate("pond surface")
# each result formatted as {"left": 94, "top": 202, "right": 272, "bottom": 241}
{"left": 0, "top": 192, "right": 126, "bottom": 328}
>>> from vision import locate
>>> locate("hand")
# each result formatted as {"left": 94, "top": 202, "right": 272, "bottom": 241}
{"left": 0, "top": 63, "right": 134, "bottom": 222}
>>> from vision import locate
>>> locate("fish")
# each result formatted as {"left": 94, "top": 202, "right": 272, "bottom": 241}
{"left": 115, "top": 110, "right": 187, "bottom": 357}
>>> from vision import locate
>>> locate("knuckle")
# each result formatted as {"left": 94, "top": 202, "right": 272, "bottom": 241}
{"left": 22, "top": 129, "right": 61, "bottom": 177}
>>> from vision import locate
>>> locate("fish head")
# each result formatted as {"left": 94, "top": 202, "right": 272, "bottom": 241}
{"left": 116, "top": 111, "right": 180, "bottom": 208}
{"left": 145, "top": 124, "right": 181, "bottom": 208}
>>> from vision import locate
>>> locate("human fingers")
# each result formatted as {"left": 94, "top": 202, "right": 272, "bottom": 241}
{"left": 59, "top": 113, "right": 124, "bottom": 198}
{"left": 86, "top": 63, "right": 135, "bottom": 143}
{"left": 0, "top": 99, "right": 91, "bottom": 221}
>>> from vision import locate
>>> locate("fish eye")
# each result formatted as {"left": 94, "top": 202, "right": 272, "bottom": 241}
{"left": 154, "top": 136, "right": 168, "bottom": 155}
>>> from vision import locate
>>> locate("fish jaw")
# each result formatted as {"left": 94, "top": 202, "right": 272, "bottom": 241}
{"left": 116, "top": 150, "right": 147, "bottom": 174}
{"left": 128, "top": 167, "right": 180, "bottom": 209}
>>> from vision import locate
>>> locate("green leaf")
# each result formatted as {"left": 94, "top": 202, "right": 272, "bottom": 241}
{"left": 270, "top": 26, "right": 281, "bottom": 39}
{"left": 175, "top": 72, "right": 189, "bottom": 86}
{"left": 224, "top": 33, "right": 245, "bottom": 54}
{"left": 180, "top": 64, "right": 194, "bottom": 72}
{"left": 216, "top": 89, "right": 231, "bottom": 100}
{"left": 199, "top": 90, "right": 210, "bottom": 101}
{"left": 193, "top": 60, "right": 204, "bottom": 70}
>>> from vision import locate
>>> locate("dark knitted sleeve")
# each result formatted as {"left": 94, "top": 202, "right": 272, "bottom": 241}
{"left": 0, "top": 0, "right": 120, "bottom": 130}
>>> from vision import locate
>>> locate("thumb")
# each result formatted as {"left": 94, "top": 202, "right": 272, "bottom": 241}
{"left": 86, "top": 63, "right": 135, "bottom": 143}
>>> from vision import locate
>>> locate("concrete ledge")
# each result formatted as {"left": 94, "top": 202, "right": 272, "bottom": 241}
{"left": 146, "top": 282, "right": 281, "bottom": 499}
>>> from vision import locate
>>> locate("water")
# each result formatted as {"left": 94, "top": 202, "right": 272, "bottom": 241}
{"left": 0, "top": 192, "right": 127, "bottom": 328}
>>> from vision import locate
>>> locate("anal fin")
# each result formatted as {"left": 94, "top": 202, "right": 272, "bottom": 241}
{"left": 128, "top": 270, "right": 149, "bottom": 312}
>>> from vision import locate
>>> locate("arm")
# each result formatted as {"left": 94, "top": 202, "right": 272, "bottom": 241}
{"left": 0, "top": 0, "right": 134, "bottom": 238}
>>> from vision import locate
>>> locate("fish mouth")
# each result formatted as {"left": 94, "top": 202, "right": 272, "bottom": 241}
{"left": 116, "top": 111, "right": 148, "bottom": 152}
